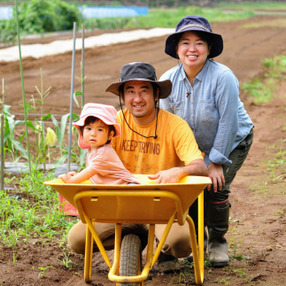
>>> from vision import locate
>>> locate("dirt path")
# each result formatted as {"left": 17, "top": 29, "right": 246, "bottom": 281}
{"left": 0, "top": 16, "right": 286, "bottom": 285}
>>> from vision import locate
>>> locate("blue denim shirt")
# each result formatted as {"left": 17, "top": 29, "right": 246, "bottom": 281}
{"left": 160, "top": 60, "right": 253, "bottom": 166}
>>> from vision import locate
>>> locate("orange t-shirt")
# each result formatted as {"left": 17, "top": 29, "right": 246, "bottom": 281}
{"left": 112, "top": 108, "right": 203, "bottom": 175}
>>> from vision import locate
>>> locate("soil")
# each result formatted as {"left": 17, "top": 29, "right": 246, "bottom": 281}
{"left": 1, "top": 16, "right": 286, "bottom": 285}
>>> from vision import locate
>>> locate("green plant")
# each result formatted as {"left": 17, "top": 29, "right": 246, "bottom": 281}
{"left": 38, "top": 266, "right": 54, "bottom": 278}
{"left": 232, "top": 268, "right": 247, "bottom": 280}
{"left": 29, "top": 68, "right": 59, "bottom": 169}
{"left": 242, "top": 54, "right": 286, "bottom": 104}
{"left": 14, "top": 0, "right": 81, "bottom": 34}
{"left": 11, "top": 249, "right": 20, "bottom": 265}
{"left": 74, "top": 61, "right": 87, "bottom": 109}
{"left": 263, "top": 55, "right": 286, "bottom": 79}
{"left": 242, "top": 78, "right": 273, "bottom": 104}
{"left": 0, "top": 18, "right": 17, "bottom": 44}
{"left": 1, "top": 104, "right": 28, "bottom": 161}
{"left": 0, "top": 170, "right": 76, "bottom": 248}
{"left": 60, "top": 247, "right": 73, "bottom": 269}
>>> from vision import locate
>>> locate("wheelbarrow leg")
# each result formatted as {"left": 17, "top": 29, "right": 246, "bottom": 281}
{"left": 84, "top": 224, "right": 93, "bottom": 282}
{"left": 186, "top": 192, "right": 204, "bottom": 285}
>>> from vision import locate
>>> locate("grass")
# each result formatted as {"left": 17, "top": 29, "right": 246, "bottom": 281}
{"left": 84, "top": 5, "right": 255, "bottom": 31}
{"left": 242, "top": 55, "right": 286, "bottom": 104}
{"left": 267, "top": 142, "right": 286, "bottom": 183}
{"left": 0, "top": 170, "right": 76, "bottom": 248}
{"left": 248, "top": 137, "right": 286, "bottom": 196}
{"left": 240, "top": 17, "right": 286, "bottom": 29}
{"left": 217, "top": 1, "right": 286, "bottom": 10}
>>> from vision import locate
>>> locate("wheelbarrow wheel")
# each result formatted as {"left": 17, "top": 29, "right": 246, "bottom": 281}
{"left": 119, "top": 234, "right": 142, "bottom": 286}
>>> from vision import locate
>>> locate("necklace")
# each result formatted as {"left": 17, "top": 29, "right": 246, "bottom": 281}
{"left": 181, "top": 68, "right": 192, "bottom": 98}
{"left": 119, "top": 97, "right": 159, "bottom": 139}
{"left": 183, "top": 77, "right": 192, "bottom": 98}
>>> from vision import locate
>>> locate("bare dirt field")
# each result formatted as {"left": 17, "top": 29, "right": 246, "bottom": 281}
{"left": 1, "top": 16, "right": 286, "bottom": 285}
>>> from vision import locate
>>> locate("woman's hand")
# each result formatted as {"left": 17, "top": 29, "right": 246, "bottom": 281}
{"left": 207, "top": 162, "right": 225, "bottom": 192}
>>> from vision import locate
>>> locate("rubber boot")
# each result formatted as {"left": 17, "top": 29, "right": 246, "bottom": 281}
{"left": 206, "top": 200, "right": 230, "bottom": 267}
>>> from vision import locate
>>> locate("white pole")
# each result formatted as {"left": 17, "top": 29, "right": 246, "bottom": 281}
{"left": 81, "top": 24, "right": 85, "bottom": 108}
{"left": 67, "top": 22, "right": 77, "bottom": 172}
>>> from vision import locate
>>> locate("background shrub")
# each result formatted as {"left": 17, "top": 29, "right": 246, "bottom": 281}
{"left": 11, "top": 0, "right": 81, "bottom": 35}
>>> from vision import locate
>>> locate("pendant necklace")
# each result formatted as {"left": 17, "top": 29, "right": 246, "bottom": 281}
{"left": 181, "top": 68, "right": 192, "bottom": 98}
{"left": 183, "top": 77, "right": 192, "bottom": 98}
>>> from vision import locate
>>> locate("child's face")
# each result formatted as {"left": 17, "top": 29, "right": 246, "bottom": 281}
{"left": 83, "top": 119, "right": 114, "bottom": 150}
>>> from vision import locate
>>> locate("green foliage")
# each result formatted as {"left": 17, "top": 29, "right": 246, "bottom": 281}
{"left": 242, "top": 55, "right": 286, "bottom": 104}
{"left": 217, "top": 1, "right": 286, "bottom": 10}
{"left": 1, "top": 104, "right": 28, "bottom": 161}
{"left": 0, "top": 170, "right": 75, "bottom": 247}
{"left": 263, "top": 55, "right": 286, "bottom": 79}
{"left": 83, "top": 5, "right": 255, "bottom": 31}
{"left": 267, "top": 144, "right": 286, "bottom": 179}
{"left": 2, "top": 0, "right": 81, "bottom": 40}
{"left": 0, "top": 19, "right": 17, "bottom": 44}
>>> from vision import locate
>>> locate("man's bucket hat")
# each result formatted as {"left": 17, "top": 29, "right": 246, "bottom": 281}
{"left": 105, "top": 62, "right": 172, "bottom": 99}
{"left": 165, "top": 16, "right": 223, "bottom": 59}
{"left": 73, "top": 103, "right": 120, "bottom": 149}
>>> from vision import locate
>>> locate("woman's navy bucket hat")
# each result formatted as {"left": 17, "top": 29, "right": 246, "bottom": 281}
{"left": 165, "top": 16, "right": 223, "bottom": 59}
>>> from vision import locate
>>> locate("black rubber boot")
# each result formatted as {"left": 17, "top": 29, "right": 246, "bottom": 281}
{"left": 206, "top": 201, "right": 231, "bottom": 267}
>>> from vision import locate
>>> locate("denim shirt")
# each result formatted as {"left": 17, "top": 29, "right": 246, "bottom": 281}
{"left": 160, "top": 60, "right": 253, "bottom": 166}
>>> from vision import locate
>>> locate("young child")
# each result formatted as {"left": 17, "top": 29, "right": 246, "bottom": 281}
{"left": 58, "top": 103, "right": 140, "bottom": 214}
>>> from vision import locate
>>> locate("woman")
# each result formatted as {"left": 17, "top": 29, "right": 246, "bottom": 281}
{"left": 160, "top": 16, "right": 254, "bottom": 267}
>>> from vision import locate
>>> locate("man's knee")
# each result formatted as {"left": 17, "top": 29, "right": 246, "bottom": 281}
{"left": 162, "top": 224, "right": 192, "bottom": 258}
{"left": 68, "top": 221, "right": 86, "bottom": 254}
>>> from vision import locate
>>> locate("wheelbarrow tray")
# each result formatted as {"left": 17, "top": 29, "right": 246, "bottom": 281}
{"left": 45, "top": 175, "right": 211, "bottom": 225}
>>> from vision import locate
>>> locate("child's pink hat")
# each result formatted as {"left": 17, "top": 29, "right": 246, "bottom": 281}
{"left": 73, "top": 103, "right": 120, "bottom": 149}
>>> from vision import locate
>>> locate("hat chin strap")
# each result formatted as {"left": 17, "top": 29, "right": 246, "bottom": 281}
{"left": 119, "top": 97, "right": 158, "bottom": 139}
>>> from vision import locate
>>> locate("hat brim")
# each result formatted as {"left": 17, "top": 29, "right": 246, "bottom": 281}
{"left": 165, "top": 30, "right": 223, "bottom": 59}
{"left": 105, "top": 78, "right": 172, "bottom": 99}
{"left": 73, "top": 114, "right": 120, "bottom": 137}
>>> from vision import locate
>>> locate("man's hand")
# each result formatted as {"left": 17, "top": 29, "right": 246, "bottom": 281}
{"left": 207, "top": 162, "right": 225, "bottom": 192}
{"left": 148, "top": 167, "right": 183, "bottom": 184}
{"left": 148, "top": 159, "right": 208, "bottom": 184}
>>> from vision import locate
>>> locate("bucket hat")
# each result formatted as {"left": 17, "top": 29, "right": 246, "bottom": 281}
{"left": 105, "top": 62, "right": 172, "bottom": 99}
{"left": 165, "top": 16, "right": 223, "bottom": 59}
{"left": 73, "top": 103, "right": 120, "bottom": 149}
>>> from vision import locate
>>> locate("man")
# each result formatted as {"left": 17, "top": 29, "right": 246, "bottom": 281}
{"left": 107, "top": 62, "right": 208, "bottom": 271}
{"left": 68, "top": 62, "right": 207, "bottom": 272}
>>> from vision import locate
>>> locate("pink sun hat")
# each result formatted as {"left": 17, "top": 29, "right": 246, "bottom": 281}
{"left": 73, "top": 103, "right": 121, "bottom": 149}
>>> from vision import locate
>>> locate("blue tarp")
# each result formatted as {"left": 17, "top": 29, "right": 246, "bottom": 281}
{"left": 80, "top": 6, "right": 148, "bottom": 19}
{"left": 0, "top": 6, "right": 148, "bottom": 20}
{"left": 0, "top": 6, "right": 13, "bottom": 20}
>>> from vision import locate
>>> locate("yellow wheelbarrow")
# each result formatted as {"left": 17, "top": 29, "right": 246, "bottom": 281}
{"left": 45, "top": 175, "right": 211, "bottom": 285}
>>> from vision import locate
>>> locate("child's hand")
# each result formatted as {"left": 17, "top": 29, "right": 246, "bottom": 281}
{"left": 59, "top": 174, "right": 70, "bottom": 183}
{"left": 68, "top": 171, "right": 77, "bottom": 177}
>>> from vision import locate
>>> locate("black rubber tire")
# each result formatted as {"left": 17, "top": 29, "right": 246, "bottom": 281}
{"left": 119, "top": 234, "right": 142, "bottom": 286}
